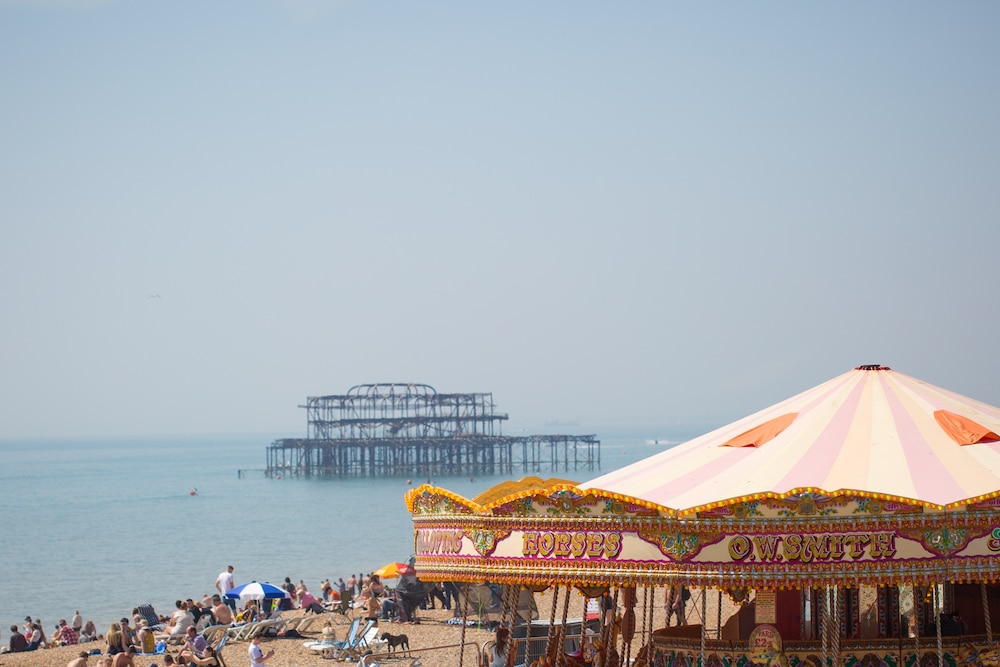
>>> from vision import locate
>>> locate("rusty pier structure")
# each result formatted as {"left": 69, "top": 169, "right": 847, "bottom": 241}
{"left": 266, "top": 383, "right": 600, "bottom": 478}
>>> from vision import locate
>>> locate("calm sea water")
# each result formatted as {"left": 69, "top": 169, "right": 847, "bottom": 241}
{"left": 0, "top": 429, "right": 693, "bottom": 639}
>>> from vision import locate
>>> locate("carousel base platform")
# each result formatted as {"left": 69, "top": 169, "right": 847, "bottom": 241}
{"left": 652, "top": 632, "right": 995, "bottom": 667}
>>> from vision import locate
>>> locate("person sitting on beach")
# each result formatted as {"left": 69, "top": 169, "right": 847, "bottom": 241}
{"left": 137, "top": 620, "right": 156, "bottom": 654}
{"left": 80, "top": 620, "right": 98, "bottom": 643}
{"left": 210, "top": 595, "right": 234, "bottom": 626}
{"left": 27, "top": 622, "right": 44, "bottom": 650}
{"left": 237, "top": 600, "right": 259, "bottom": 624}
{"left": 355, "top": 588, "right": 381, "bottom": 625}
{"left": 158, "top": 600, "right": 195, "bottom": 640}
{"left": 8, "top": 625, "right": 28, "bottom": 653}
{"left": 320, "top": 621, "right": 336, "bottom": 645}
{"left": 111, "top": 645, "right": 137, "bottom": 667}
{"left": 119, "top": 618, "right": 136, "bottom": 649}
{"left": 185, "top": 645, "right": 221, "bottom": 667}
{"left": 190, "top": 599, "right": 208, "bottom": 625}
{"left": 57, "top": 619, "right": 79, "bottom": 646}
{"left": 298, "top": 587, "right": 324, "bottom": 614}
{"left": 180, "top": 625, "right": 207, "bottom": 661}
{"left": 106, "top": 622, "right": 127, "bottom": 655}
{"left": 67, "top": 650, "right": 90, "bottom": 667}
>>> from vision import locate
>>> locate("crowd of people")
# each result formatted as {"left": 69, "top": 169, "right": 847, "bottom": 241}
{"left": 6, "top": 613, "right": 102, "bottom": 653}
{"left": 3, "top": 563, "right": 440, "bottom": 667}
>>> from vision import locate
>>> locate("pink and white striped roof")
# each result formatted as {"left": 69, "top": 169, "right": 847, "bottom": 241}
{"left": 578, "top": 366, "right": 1000, "bottom": 513}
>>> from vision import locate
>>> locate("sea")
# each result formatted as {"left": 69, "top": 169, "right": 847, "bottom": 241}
{"left": 0, "top": 427, "right": 701, "bottom": 640}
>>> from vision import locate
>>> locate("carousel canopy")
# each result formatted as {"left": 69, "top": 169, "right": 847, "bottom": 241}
{"left": 578, "top": 365, "right": 1000, "bottom": 514}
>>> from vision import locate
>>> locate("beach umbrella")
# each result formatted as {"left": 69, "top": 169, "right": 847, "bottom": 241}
{"left": 372, "top": 562, "right": 414, "bottom": 579}
{"left": 225, "top": 582, "right": 291, "bottom": 601}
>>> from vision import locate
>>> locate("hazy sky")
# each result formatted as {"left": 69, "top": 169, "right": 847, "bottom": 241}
{"left": 2, "top": 1, "right": 998, "bottom": 439}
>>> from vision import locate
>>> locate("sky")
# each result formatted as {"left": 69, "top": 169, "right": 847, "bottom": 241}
{"left": 2, "top": 1, "right": 999, "bottom": 440}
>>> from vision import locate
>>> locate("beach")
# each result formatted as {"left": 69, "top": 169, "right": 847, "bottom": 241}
{"left": 0, "top": 587, "right": 724, "bottom": 667}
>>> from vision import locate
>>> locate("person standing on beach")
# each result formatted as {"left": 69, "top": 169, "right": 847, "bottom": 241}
{"left": 247, "top": 635, "right": 274, "bottom": 667}
{"left": 71, "top": 611, "right": 83, "bottom": 633}
{"left": 216, "top": 565, "right": 236, "bottom": 610}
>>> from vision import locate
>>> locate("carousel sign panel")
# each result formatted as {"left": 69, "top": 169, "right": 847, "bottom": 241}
{"left": 409, "top": 483, "right": 1000, "bottom": 587}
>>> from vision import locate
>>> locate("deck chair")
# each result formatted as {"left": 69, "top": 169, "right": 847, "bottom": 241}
{"left": 200, "top": 624, "right": 230, "bottom": 646}
{"left": 295, "top": 611, "right": 333, "bottom": 634}
{"left": 315, "top": 617, "right": 364, "bottom": 660}
{"left": 331, "top": 589, "right": 354, "bottom": 622}
{"left": 354, "top": 623, "right": 384, "bottom": 655}
{"left": 244, "top": 616, "right": 286, "bottom": 640}
{"left": 339, "top": 620, "right": 378, "bottom": 661}
{"left": 215, "top": 632, "right": 230, "bottom": 667}
{"left": 136, "top": 604, "right": 165, "bottom": 631}
{"left": 226, "top": 621, "right": 259, "bottom": 641}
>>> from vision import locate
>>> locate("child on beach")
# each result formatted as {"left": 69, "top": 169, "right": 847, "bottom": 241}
{"left": 248, "top": 635, "right": 274, "bottom": 667}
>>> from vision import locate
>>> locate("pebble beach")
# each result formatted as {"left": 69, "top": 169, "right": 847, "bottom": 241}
{"left": 0, "top": 588, "right": 727, "bottom": 667}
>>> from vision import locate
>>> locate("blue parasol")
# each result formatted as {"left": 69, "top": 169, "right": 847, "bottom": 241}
{"left": 224, "top": 581, "right": 290, "bottom": 601}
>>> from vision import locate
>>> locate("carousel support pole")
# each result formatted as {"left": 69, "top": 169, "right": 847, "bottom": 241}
{"left": 648, "top": 585, "right": 656, "bottom": 660}
{"left": 622, "top": 586, "right": 637, "bottom": 667}
{"left": 554, "top": 584, "right": 572, "bottom": 667}
{"left": 934, "top": 584, "right": 943, "bottom": 667}
{"left": 717, "top": 589, "right": 723, "bottom": 640}
{"left": 913, "top": 587, "right": 920, "bottom": 667}
{"left": 832, "top": 586, "right": 841, "bottom": 667}
{"left": 504, "top": 585, "right": 519, "bottom": 667}
{"left": 700, "top": 588, "right": 707, "bottom": 667}
{"left": 599, "top": 586, "right": 619, "bottom": 667}
{"left": 458, "top": 582, "right": 472, "bottom": 667}
{"left": 546, "top": 586, "right": 561, "bottom": 662}
{"left": 983, "top": 583, "right": 993, "bottom": 645}
{"left": 822, "top": 587, "right": 829, "bottom": 667}
{"left": 639, "top": 585, "right": 649, "bottom": 666}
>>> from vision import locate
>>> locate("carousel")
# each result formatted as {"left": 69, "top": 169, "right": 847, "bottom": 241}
{"left": 406, "top": 366, "right": 1000, "bottom": 667}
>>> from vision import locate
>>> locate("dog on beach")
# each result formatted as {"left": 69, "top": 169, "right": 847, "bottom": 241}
{"left": 380, "top": 631, "right": 409, "bottom": 653}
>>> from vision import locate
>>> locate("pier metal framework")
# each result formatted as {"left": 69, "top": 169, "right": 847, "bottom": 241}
{"left": 265, "top": 383, "right": 601, "bottom": 478}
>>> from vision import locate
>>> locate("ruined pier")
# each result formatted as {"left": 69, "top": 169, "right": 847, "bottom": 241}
{"left": 265, "top": 383, "right": 600, "bottom": 478}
